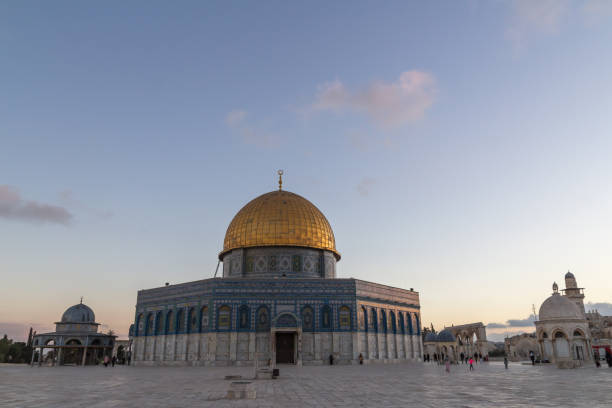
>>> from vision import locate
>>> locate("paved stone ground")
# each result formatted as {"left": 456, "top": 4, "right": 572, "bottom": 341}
{"left": 2, "top": 361, "right": 612, "bottom": 407}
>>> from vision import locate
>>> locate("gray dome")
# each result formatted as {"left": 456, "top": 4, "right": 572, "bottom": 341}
{"left": 437, "top": 329, "right": 455, "bottom": 342}
{"left": 565, "top": 271, "right": 575, "bottom": 279}
{"left": 539, "top": 293, "right": 582, "bottom": 321}
{"left": 61, "top": 303, "right": 95, "bottom": 323}
{"left": 424, "top": 332, "right": 438, "bottom": 342}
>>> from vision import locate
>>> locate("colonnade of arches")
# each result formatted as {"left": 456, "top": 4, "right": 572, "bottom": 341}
{"left": 135, "top": 303, "right": 355, "bottom": 336}
{"left": 537, "top": 327, "right": 591, "bottom": 362}
{"left": 358, "top": 306, "right": 420, "bottom": 336}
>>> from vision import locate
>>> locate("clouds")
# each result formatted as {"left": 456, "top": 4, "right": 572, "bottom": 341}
{"left": 487, "top": 314, "right": 537, "bottom": 329}
{"left": 0, "top": 185, "right": 73, "bottom": 225}
{"left": 486, "top": 323, "right": 507, "bottom": 329}
{"left": 59, "top": 190, "right": 113, "bottom": 220}
{"left": 225, "top": 110, "right": 280, "bottom": 148}
{"left": 506, "top": 0, "right": 612, "bottom": 51}
{"left": 310, "top": 71, "right": 437, "bottom": 127}
{"left": 586, "top": 302, "right": 612, "bottom": 315}
{"left": 506, "top": 315, "right": 537, "bottom": 327}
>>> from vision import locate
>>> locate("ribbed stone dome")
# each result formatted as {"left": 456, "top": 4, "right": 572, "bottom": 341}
{"left": 437, "top": 329, "right": 455, "bottom": 342}
{"left": 220, "top": 190, "right": 339, "bottom": 260}
{"left": 539, "top": 293, "right": 582, "bottom": 320}
{"left": 424, "top": 332, "right": 438, "bottom": 342}
{"left": 61, "top": 303, "right": 95, "bottom": 323}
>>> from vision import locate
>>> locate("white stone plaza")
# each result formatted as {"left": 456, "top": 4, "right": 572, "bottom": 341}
{"left": 3, "top": 362, "right": 612, "bottom": 407}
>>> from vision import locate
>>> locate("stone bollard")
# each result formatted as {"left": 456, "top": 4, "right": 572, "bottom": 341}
{"left": 226, "top": 381, "right": 256, "bottom": 400}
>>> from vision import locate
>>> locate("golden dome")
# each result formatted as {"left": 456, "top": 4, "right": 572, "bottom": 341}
{"left": 220, "top": 190, "right": 340, "bottom": 260}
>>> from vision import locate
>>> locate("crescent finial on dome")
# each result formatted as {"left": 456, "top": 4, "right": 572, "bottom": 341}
{"left": 277, "top": 169, "right": 283, "bottom": 191}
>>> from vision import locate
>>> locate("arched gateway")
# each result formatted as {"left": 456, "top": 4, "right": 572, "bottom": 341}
{"left": 132, "top": 173, "right": 423, "bottom": 366}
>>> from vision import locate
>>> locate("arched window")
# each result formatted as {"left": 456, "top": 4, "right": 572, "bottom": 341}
{"left": 339, "top": 306, "right": 351, "bottom": 330}
{"left": 371, "top": 308, "right": 378, "bottom": 331}
{"left": 136, "top": 313, "right": 144, "bottom": 336}
{"left": 176, "top": 309, "right": 185, "bottom": 333}
{"left": 573, "top": 329, "right": 584, "bottom": 337}
{"left": 218, "top": 305, "right": 231, "bottom": 330}
{"left": 155, "top": 311, "right": 163, "bottom": 335}
{"left": 542, "top": 331, "right": 548, "bottom": 338}
{"left": 200, "top": 306, "right": 209, "bottom": 331}
{"left": 165, "top": 311, "right": 174, "bottom": 334}
{"left": 414, "top": 313, "right": 421, "bottom": 335}
{"left": 390, "top": 311, "right": 396, "bottom": 334}
{"left": 256, "top": 306, "right": 270, "bottom": 332}
{"left": 239, "top": 305, "right": 250, "bottom": 330}
{"left": 554, "top": 331, "right": 566, "bottom": 339}
{"left": 381, "top": 310, "right": 387, "bottom": 333}
{"left": 399, "top": 312, "right": 405, "bottom": 334}
{"left": 321, "top": 305, "right": 332, "bottom": 329}
{"left": 407, "top": 312, "right": 414, "bottom": 335}
{"left": 302, "top": 306, "right": 314, "bottom": 331}
{"left": 145, "top": 313, "right": 154, "bottom": 336}
{"left": 188, "top": 308, "right": 197, "bottom": 334}
{"left": 360, "top": 306, "right": 367, "bottom": 331}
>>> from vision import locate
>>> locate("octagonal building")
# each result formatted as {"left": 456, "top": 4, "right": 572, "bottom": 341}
{"left": 132, "top": 179, "right": 422, "bottom": 366}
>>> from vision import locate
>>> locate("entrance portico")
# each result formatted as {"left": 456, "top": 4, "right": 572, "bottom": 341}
{"left": 270, "top": 313, "right": 302, "bottom": 366}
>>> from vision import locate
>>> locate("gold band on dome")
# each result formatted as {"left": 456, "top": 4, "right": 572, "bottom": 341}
{"left": 219, "top": 190, "right": 340, "bottom": 260}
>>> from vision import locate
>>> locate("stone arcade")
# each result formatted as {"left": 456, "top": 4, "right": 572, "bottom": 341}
{"left": 132, "top": 177, "right": 423, "bottom": 366}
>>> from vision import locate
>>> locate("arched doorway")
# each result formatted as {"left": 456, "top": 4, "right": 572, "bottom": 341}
{"left": 63, "top": 339, "right": 82, "bottom": 365}
{"left": 91, "top": 339, "right": 103, "bottom": 363}
{"left": 273, "top": 313, "right": 299, "bottom": 365}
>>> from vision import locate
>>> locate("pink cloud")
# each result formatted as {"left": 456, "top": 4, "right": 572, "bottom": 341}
{"left": 311, "top": 71, "right": 437, "bottom": 127}
{"left": 0, "top": 185, "right": 72, "bottom": 225}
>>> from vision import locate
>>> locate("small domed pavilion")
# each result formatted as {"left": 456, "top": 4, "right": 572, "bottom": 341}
{"left": 535, "top": 282, "right": 591, "bottom": 368}
{"left": 31, "top": 300, "right": 116, "bottom": 366}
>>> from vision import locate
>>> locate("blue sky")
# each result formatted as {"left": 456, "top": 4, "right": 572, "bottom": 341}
{"left": 2, "top": 1, "right": 612, "bottom": 342}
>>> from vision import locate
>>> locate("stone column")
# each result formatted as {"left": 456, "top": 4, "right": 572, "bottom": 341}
{"left": 332, "top": 332, "right": 340, "bottom": 361}
{"left": 296, "top": 331, "right": 303, "bottom": 367}
{"left": 248, "top": 332, "right": 256, "bottom": 362}
{"left": 56, "top": 347, "right": 62, "bottom": 366}
{"left": 161, "top": 334, "right": 167, "bottom": 361}
{"left": 352, "top": 331, "right": 360, "bottom": 363}
{"left": 208, "top": 333, "right": 217, "bottom": 364}
{"left": 229, "top": 332, "right": 238, "bottom": 363}
{"left": 313, "top": 333, "right": 321, "bottom": 362}
{"left": 171, "top": 334, "right": 177, "bottom": 360}
{"left": 269, "top": 330, "right": 277, "bottom": 367}
{"left": 38, "top": 347, "right": 43, "bottom": 366}
{"left": 81, "top": 346, "right": 88, "bottom": 366}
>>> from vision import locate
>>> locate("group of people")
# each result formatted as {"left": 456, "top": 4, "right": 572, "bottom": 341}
{"left": 102, "top": 355, "right": 117, "bottom": 367}
{"left": 99, "top": 354, "right": 131, "bottom": 367}
{"left": 594, "top": 349, "right": 612, "bottom": 368}
{"left": 423, "top": 352, "right": 483, "bottom": 373}
{"left": 423, "top": 352, "right": 485, "bottom": 365}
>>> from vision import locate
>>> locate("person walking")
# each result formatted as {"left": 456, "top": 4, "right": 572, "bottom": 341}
{"left": 504, "top": 357, "right": 508, "bottom": 370}
{"left": 469, "top": 357, "right": 474, "bottom": 371}
{"left": 359, "top": 353, "right": 364, "bottom": 365}
{"left": 103, "top": 355, "right": 110, "bottom": 367}
{"left": 529, "top": 350, "right": 535, "bottom": 365}
{"left": 111, "top": 356, "right": 116, "bottom": 367}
